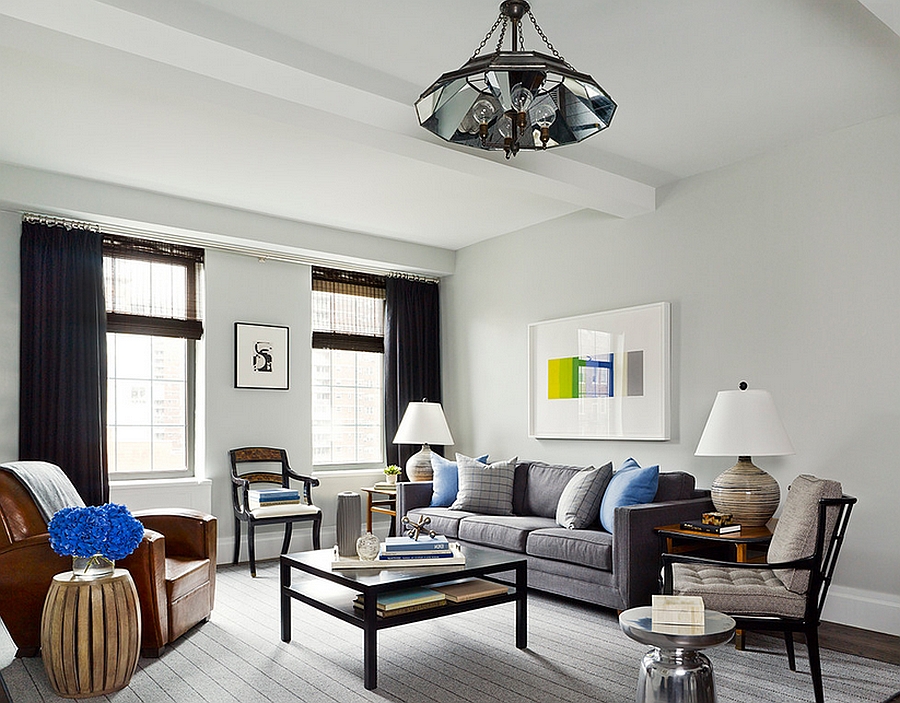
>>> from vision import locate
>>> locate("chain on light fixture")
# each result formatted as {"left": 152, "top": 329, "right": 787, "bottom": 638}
{"left": 415, "top": 0, "right": 616, "bottom": 158}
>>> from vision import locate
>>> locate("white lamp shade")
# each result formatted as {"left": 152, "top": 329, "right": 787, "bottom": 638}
{"left": 695, "top": 389, "right": 794, "bottom": 457}
{"left": 392, "top": 402, "right": 454, "bottom": 446}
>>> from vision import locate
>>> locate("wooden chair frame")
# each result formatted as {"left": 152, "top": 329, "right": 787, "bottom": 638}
{"left": 229, "top": 447, "right": 322, "bottom": 577}
{"left": 662, "top": 495, "right": 856, "bottom": 703}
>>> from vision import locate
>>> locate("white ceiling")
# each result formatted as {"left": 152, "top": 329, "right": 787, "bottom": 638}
{"left": 1, "top": 0, "right": 900, "bottom": 251}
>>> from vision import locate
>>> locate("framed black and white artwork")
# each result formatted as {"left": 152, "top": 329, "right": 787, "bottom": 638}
{"left": 234, "top": 322, "right": 289, "bottom": 390}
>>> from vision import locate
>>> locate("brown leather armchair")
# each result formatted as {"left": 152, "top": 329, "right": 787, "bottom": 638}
{"left": 0, "top": 469, "right": 217, "bottom": 658}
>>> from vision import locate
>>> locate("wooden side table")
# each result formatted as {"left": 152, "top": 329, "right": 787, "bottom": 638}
{"left": 360, "top": 486, "right": 397, "bottom": 536}
{"left": 41, "top": 569, "right": 141, "bottom": 698}
{"left": 655, "top": 523, "right": 774, "bottom": 563}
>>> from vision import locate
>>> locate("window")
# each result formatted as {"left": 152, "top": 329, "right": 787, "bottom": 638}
{"left": 103, "top": 235, "right": 204, "bottom": 476}
{"left": 311, "top": 268, "right": 385, "bottom": 466}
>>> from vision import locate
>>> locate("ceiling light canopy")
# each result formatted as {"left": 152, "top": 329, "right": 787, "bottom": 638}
{"left": 415, "top": 0, "right": 616, "bottom": 159}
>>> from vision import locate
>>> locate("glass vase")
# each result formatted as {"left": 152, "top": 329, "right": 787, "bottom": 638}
{"left": 72, "top": 554, "right": 115, "bottom": 580}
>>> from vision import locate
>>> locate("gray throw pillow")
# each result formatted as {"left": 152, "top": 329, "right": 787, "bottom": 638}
{"left": 450, "top": 454, "right": 517, "bottom": 516}
{"left": 767, "top": 474, "right": 842, "bottom": 593}
{"left": 555, "top": 463, "right": 613, "bottom": 529}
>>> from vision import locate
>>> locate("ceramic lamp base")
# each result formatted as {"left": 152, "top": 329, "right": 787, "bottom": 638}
{"left": 405, "top": 444, "right": 434, "bottom": 481}
{"left": 711, "top": 457, "right": 780, "bottom": 527}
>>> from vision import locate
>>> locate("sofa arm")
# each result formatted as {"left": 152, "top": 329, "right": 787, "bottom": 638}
{"left": 613, "top": 495, "right": 715, "bottom": 609}
{"left": 396, "top": 481, "right": 434, "bottom": 525}
{"left": 134, "top": 509, "right": 217, "bottom": 562}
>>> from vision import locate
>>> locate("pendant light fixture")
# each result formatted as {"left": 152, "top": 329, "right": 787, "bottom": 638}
{"left": 415, "top": 0, "right": 616, "bottom": 158}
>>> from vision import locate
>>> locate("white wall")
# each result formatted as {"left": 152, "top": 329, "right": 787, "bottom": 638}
{"left": 0, "top": 211, "right": 19, "bottom": 462}
{"left": 442, "top": 112, "right": 900, "bottom": 636}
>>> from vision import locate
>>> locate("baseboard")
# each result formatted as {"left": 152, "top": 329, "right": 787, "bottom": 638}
{"left": 823, "top": 585, "right": 900, "bottom": 637}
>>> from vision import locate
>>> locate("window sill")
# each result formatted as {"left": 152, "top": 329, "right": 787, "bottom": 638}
{"left": 110, "top": 477, "right": 212, "bottom": 489}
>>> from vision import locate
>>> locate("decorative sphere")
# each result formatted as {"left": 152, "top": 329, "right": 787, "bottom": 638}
{"left": 355, "top": 532, "right": 380, "bottom": 561}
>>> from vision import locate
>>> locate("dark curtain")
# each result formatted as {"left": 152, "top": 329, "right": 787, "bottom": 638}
{"left": 384, "top": 277, "right": 442, "bottom": 475}
{"left": 19, "top": 221, "right": 109, "bottom": 505}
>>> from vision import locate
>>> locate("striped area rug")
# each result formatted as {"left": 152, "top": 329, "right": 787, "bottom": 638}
{"left": 3, "top": 561, "right": 899, "bottom": 703}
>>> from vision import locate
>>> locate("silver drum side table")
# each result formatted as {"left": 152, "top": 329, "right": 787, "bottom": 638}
{"left": 619, "top": 606, "right": 735, "bottom": 703}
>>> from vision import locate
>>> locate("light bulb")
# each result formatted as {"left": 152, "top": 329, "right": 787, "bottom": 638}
{"left": 497, "top": 114, "right": 517, "bottom": 159}
{"left": 533, "top": 102, "right": 556, "bottom": 128}
{"left": 510, "top": 84, "right": 534, "bottom": 112}
{"left": 458, "top": 111, "right": 478, "bottom": 135}
{"left": 532, "top": 102, "right": 557, "bottom": 148}
{"left": 471, "top": 98, "right": 498, "bottom": 144}
{"left": 472, "top": 98, "right": 498, "bottom": 125}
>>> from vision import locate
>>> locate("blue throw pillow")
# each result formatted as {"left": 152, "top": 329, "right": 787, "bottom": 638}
{"left": 599, "top": 458, "right": 659, "bottom": 533}
{"left": 430, "top": 453, "right": 489, "bottom": 507}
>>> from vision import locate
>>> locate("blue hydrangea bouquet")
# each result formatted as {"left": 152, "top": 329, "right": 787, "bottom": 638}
{"left": 48, "top": 503, "right": 145, "bottom": 575}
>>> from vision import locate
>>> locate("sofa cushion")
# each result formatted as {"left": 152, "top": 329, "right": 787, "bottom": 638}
{"left": 654, "top": 471, "right": 696, "bottom": 502}
{"left": 458, "top": 515, "right": 555, "bottom": 552}
{"left": 599, "top": 458, "right": 659, "bottom": 533}
{"left": 450, "top": 455, "right": 517, "bottom": 516}
{"left": 767, "top": 474, "right": 842, "bottom": 593}
{"left": 430, "top": 453, "right": 488, "bottom": 507}
{"left": 405, "top": 507, "right": 477, "bottom": 539}
{"left": 518, "top": 462, "right": 585, "bottom": 518}
{"left": 555, "top": 463, "right": 613, "bottom": 529}
{"left": 526, "top": 527, "right": 613, "bottom": 571}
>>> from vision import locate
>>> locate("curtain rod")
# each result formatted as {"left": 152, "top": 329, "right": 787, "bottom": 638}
{"left": 23, "top": 212, "right": 100, "bottom": 233}
{"left": 20, "top": 211, "right": 440, "bottom": 282}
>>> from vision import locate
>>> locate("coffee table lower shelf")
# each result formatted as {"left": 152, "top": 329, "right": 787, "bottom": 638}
{"left": 280, "top": 547, "right": 527, "bottom": 690}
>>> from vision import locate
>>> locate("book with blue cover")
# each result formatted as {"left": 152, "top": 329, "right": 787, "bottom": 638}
{"left": 249, "top": 488, "right": 300, "bottom": 504}
{"left": 378, "top": 550, "right": 454, "bottom": 561}
{"left": 354, "top": 587, "right": 445, "bottom": 611}
{"left": 383, "top": 535, "right": 449, "bottom": 552}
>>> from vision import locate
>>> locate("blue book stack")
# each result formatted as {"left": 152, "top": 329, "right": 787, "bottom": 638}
{"left": 383, "top": 535, "right": 450, "bottom": 552}
{"left": 379, "top": 535, "right": 452, "bottom": 561}
{"left": 249, "top": 488, "right": 300, "bottom": 506}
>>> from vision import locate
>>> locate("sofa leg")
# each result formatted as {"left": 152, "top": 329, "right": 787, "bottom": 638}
{"left": 15, "top": 646, "right": 39, "bottom": 658}
{"left": 141, "top": 646, "right": 165, "bottom": 659}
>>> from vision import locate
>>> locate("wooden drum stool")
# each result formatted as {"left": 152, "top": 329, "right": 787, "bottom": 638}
{"left": 41, "top": 569, "right": 142, "bottom": 698}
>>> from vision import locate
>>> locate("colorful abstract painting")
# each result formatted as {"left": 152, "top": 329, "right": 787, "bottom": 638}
{"left": 528, "top": 303, "right": 669, "bottom": 440}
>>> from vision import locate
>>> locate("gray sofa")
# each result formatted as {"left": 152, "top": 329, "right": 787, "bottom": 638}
{"left": 396, "top": 460, "right": 714, "bottom": 610}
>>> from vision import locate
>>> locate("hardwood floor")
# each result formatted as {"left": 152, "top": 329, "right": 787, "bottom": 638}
{"left": 771, "top": 621, "right": 900, "bottom": 703}
{"left": 818, "top": 621, "right": 900, "bottom": 666}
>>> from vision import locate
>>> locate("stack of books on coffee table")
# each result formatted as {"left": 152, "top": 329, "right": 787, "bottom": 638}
{"left": 378, "top": 535, "right": 453, "bottom": 561}
{"left": 352, "top": 587, "right": 446, "bottom": 617}
{"left": 331, "top": 537, "right": 466, "bottom": 569}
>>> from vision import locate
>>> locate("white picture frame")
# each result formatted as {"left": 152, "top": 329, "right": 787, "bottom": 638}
{"left": 528, "top": 302, "right": 670, "bottom": 440}
{"left": 234, "top": 322, "right": 290, "bottom": 390}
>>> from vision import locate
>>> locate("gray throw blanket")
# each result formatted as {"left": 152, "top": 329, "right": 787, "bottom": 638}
{"left": 0, "top": 461, "right": 85, "bottom": 523}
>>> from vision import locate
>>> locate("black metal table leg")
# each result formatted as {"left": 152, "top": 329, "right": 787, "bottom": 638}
{"left": 280, "top": 558, "right": 291, "bottom": 643}
{"left": 516, "top": 561, "right": 527, "bottom": 649}
{"left": 363, "top": 594, "right": 378, "bottom": 689}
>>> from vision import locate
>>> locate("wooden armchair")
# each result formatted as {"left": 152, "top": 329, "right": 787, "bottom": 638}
{"left": 662, "top": 475, "right": 856, "bottom": 703}
{"left": 230, "top": 447, "right": 321, "bottom": 576}
{"left": 0, "top": 463, "right": 217, "bottom": 658}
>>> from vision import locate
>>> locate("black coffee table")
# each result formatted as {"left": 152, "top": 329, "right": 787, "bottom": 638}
{"left": 280, "top": 544, "right": 527, "bottom": 690}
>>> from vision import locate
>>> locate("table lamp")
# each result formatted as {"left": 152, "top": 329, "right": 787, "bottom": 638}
{"left": 392, "top": 401, "right": 454, "bottom": 481}
{"left": 695, "top": 382, "right": 794, "bottom": 526}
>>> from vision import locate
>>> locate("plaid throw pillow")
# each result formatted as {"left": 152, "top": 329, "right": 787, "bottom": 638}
{"left": 450, "top": 454, "right": 517, "bottom": 515}
{"left": 556, "top": 462, "right": 613, "bottom": 529}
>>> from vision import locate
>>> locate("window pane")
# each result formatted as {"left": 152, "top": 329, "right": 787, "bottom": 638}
{"left": 107, "top": 333, "right": 189, "bottom": 474}
{"left": 311, "top": 348, "right": 383, "bottom": 466}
